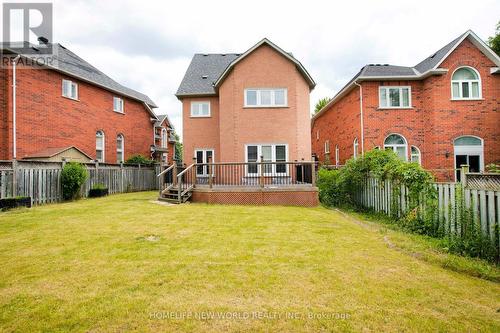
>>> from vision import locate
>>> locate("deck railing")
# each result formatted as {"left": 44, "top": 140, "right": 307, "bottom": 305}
{"left": 158, "top": 160, "right": 317, "bottom": 190}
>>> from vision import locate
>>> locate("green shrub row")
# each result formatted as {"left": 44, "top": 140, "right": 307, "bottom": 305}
{"left": 317, "top": 149, "right": 498, "bottom": 263}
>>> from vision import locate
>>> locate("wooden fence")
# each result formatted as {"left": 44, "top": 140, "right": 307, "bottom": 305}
{"left": 0, "top": 160, "right": 161, "bottom": 206}
{"left": 355, "top": 174, "right": 500, "bottom": 251}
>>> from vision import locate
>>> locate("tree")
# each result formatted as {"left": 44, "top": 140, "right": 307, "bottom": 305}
{"left": 488, "top": 21, "right": 500, "bottom": 56}
{"left": 174, "top": 133, "right": 183, "bottom": 163}
{"left": 314, "top": 97, "right": 331, "bottom": 114}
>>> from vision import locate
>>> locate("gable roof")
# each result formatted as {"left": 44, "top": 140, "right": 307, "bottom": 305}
{"left": 23, "top": 146, "right": 92, "bottom": 159}
{"left": 2, "top": 43, "right": 158, "bottom": 110}
{"left": 154, "top": 113, "right": 175, "bottom": 129}
{"left": 312, "top": 29, "right": 500, "bottom": 123}
{"left": 176, "top": 38, "right": 315, "bottom": 97}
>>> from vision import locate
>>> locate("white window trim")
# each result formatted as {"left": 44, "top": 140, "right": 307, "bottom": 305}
{"left": 410, "top": 145, "right": 421, "bottom": 165}
{"left": 113, "top": 97, "right": 124, "bottom": 113}
{"left": 383, "top": 133, "right": 408, "bottom": 161}
{"left": 96, "top": 130, "right": 105, "bottom": 163}
{"left": 379, "top": 86, "right": 412, "bottom": 109}
{"left": 194, "top": 148, "right": 215, "bottom": 176}
{"left": 245, "top": 144, "right": 289, "bottom": 176}
{"left": 117, "top": 134, "right": 124, "bottom": 163}
{"left": 453, "top": 135, "right": 484, "bottom": 181}
{"left": 335, "top": 145, "right": 339, "bottom": 166}
{"left": 190, "top": 101, "right": 211, "bottom": 117}
{"left": 353, "top": 138, "right": 359, "bottom": 158}
{"left": 450, "top": 66, "right": 482, "bottom": 100}
{"left": 324, "top": 140, "right": 330, "bottom": 154}
{"left": 62, "top": 79, "right": 78, "bottom": 100}
{"left": 161, "top": 128, "right": 167, "bottom": 148}
{"left": 244, "top": 88, "right": 288, "bottom": 108}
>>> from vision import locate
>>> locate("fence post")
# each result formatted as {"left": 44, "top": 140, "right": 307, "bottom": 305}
{"left": 259, "top": 155, "right": 264, "bottom": 188}
{"left": 12, "top": 159, "right": 18, "bottom": 197}
{"left": 120, "top": 162, "right": 125, "bottom": 193}
{"left": 311, "top": 158, "right": 316, "bottom": 187}
{"left": 208, "top": 155, "right": 213, "bottom": 189}
{"left": 460, "top": 164, "right": 469, "bottom": 187}
{"left": 192, "top": 157, "right": 197, "bottom": 188}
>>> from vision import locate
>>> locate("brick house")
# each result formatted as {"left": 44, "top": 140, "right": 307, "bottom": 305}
{"left": 176, "top": 38, "right": 315, "bottom": 170}
{"left": 311, "top": 30, "right": 500, "bottom": 181}
{"left": 1, "top": 41, "right": 175, "bottom": 164}
{"left": 153, "top": 114, "right": 177, "bottom": 164}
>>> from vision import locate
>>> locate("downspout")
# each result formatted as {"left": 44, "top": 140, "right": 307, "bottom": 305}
{"left": 354, "top": 81, "right": 365, "bottom": 156}
{"left": 12, "top": 55, "right": 21, "bottom": 159}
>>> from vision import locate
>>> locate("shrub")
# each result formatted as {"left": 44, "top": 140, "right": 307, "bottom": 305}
{"left": 125, "top": 154, "right": 155, "bottom": 166}
{"left": 61, "top": 162, "right": 88, "bottom": 200}
{"left": 317, "top": 168, "right": 345, "bottom": 206}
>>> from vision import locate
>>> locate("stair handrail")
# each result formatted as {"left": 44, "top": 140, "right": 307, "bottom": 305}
{"left": 156, "top": 164, "right": 175, "bottom": 177}
{"left": 177, "top": 163, "right": 195, "bottom": 203}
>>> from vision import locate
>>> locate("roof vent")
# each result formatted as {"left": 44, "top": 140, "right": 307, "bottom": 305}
{"left": 202, "top": 75, "right": 208, "bottom": 79}
{"left": 203, "top": 54, "right": 209, "bottom": 56}
{"left": 221, "top": 54, "right": 226, "bottom": 56}
{"left": 429, "top": 53, "right": 437, "bottom": 59}
{"left": 37, "top": 36, "right": 49, "bottom": 45}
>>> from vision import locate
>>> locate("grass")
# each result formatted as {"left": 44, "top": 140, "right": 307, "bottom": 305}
{"left": 0, "top": 192, "right": 499, "bottom": 332}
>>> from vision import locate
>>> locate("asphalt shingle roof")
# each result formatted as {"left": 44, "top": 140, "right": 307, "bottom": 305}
{"left": 360, "top": 64, "right": 416, "bottom": 77}
{"left": 3, "top": 43, "right": 157, "bottom": 107}
{"left": 176, "top": 53, "right": 239, "bottom": 96}
{"left": 414, "top": 32, "right": 467, "bottom": 73}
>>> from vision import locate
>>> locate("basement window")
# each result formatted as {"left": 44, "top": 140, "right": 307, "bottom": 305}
{"left": 62, "top": 79, "right": 78, "bottom": 100}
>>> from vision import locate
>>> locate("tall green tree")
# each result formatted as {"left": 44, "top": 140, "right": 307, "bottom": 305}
{"left": 314, "top": 97, "right": 331, "bottom": 114}
{"left": 488, "top": 21, "right": 500, "bottom": 56}
{"left": 174, "top": 133, "right": 183, "bottom": 163}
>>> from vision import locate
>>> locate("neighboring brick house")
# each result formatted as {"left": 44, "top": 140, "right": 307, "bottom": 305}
{"left": 176, "top": 38, "right": 315, "bottom": 172}
{"left": 311, "top": 30, "right": 500, "bottom": 181}
{"left": 1, "top": 41, "right": 166, "bottom": 163}
{"left": 153, "top": 114, "right": 177, "bottom": 165}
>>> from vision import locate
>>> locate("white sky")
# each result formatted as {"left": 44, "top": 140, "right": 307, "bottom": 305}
{"left": 22, "top": 0, "right": 500, "bottom": 139}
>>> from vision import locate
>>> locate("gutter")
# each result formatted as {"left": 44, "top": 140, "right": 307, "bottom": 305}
{"left": 354, "top": 81, "right": 364, "bottom": 156}
{"left": 12, "top": 55, "right": 21, "bottom": 159}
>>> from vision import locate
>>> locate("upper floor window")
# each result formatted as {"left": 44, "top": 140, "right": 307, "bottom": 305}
{"left": 62, "top": 79, "right": 78, "bottom": 100}
{"left": 191, "top": 101, "right": 210, "bottom": 117}
{"left": 335, "top": 145, "right": 340, "bottom": 166}
{"left": 244, "top": 88, "right": 287, "bottom": 107}
{"left": 113, "top": 97, "right": 124, "bottom": 113}
{"left": 384, "top": 134, "right": 407, "bottom": 160}
{"left": 96, "top": 130, "right": 105, "bottom": 162}
{"left": 316, "top": 130, "right": 320, "bottom": 140}
{"left": 451, "top": 67, "right": 481, "bottom": 100}
{"left": 116, "top": 134, "right": 124, "bottom": 163}
{"left": 379, "top": 86, "right": 410, "bottom": 108}
{"left": 353, "top": 138, "right": 359, "bottom": 158}
{"left": 161, "top": 128, "right": 167, "bottom": 148}
{"left": 324, "top": 140, "right": 330, "bottom": 154}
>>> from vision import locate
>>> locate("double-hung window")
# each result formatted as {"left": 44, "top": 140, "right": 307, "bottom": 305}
{"left": 96, "top": 131, "right": 105, "bottom": 162}
{"left": 246, "top": 144, "right": 287, "bottom": 176}
{"left": 62, "top": 79, "right": 78, "bottom": 100}
{"left": 116, "top": 134, "right": 124, "bottom": 163}
{"left": 379, "top": 86, "right": 411, "bottom": 108}
{"left": 113, "top": 97, "right": 124, "bottom": 113}
{"left": 244, "top": 88, "right": 287, "bottom": 107}
{"left": 191, "top": 102, "right": 210, "bottom": 117}
{"left": 324, "top": 140, "right": 330, "bottom": 154}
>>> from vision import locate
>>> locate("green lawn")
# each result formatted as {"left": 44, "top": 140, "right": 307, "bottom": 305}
{"left": 0, "top": 192, "right": 499, "bottom": 332}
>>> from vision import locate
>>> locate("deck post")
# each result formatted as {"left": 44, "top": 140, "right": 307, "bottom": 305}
{"left": 259, "top": 155, "right": 264, "bottom": 188}
{"left": 460, "top": 164, "right": 469, "bottom": 187}
{"left": 158, "top": 163, "right": 164, "bottom": 196}
{"left": 192, "top": 157, "right": 197, "bottom": 188}
{"left": 208, "top": 156, "right": 213, "bottom": 189}
{"left": 173, "top": 163, "right": 177, "bottom": 187}
{"left": 311, "top": 158, "right": 316, "bottom": 187}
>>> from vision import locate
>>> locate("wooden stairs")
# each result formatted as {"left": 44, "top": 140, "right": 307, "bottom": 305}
{"left": 158, "top": 185, "right": 192, "bottom": 204}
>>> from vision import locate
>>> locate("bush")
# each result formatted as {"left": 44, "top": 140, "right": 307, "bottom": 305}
{"left": 317, "top": 168, "right": 345, "bottom": 206}
{"left": 61, "top": 162, "right": 88, "bottom": 200}
{"left": 125, "top": 154, "right": 155, "bottom": 166}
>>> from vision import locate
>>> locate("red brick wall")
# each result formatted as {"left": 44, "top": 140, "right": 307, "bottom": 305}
{"left": 312, "top": 37, "right": 500, "bottom": 181}
{"left": 0, "top": 67, "right": 8, "bottom": 159}
{"left": 2, "top": 65, "right": 155, "bottom": 162}
{"left": 312, "top": 86, "right": 361, "bottom": 165}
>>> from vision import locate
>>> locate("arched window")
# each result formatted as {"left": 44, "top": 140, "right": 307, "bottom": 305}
{"left": 454, "top": 136, "right": 483, "bottom": 180}
{"left": 410, "top": 146, "right": 421, "bottom": 165}
{"left": 116, "top": 134, "right": 124, "bottom": 163}
{"left": 353, "top": 138, "right": 359, "bottom": 158}
{"left": 161, "top": 128, "right": 167, "bottom": 148}
{"left": 384, "top": 134, "right": 407, "bottom": 160}
{"left": 451, "top": 67, "right": 481, "bottom": 99}
{"left": 96, "top": 130, "right": 105, "bottom": 162}
{"left": 335, "top": 145, "right": 339, "bottom": 166}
